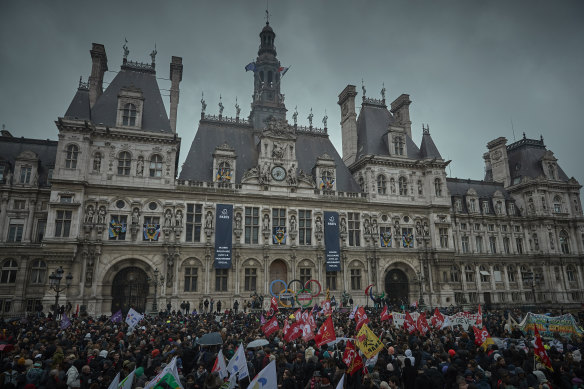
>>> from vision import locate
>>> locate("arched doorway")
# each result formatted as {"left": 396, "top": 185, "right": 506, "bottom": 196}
{"left": 269, "top": 260, "right": 287, "bottom": 294}
{"left": 111, "top": 267, "right": 149, "bottom": 314}
{"left": 385, "top": 269, "right": 409, "bottom": 306}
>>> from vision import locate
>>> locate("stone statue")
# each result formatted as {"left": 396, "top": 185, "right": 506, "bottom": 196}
{"left": 262, "top": 213, "right": 270, "bottom": 232}
{"left": 164, "top": 209, "right": 173, "bottom": 227}
{"left": 272, "top": 143, "right": 284, "bottom": 159}
{"left": 132, "top": 208, "right": 140, "bottom": 225}
{"left": 136, "top": 157, "right": 144, "bottom": 176}
{"left": 201, "top": 93, "right": 207, "bottom": 115}
{"left": 175, "top": 210, "right": 183, "bottom": 227}
{"left": 287, "top": 164, "right": 297, "bottom": 185}
{"left": 308, "top": 108, "right": 313, "bottom": 127}
{"left": 123, "top": 38, "right": 129, "bottom": 59}
{"left": 85, "top": 205, "right": 95, "bottom": 224}
{"left": 322, "top": 112, "right": 328, "bottom": 128}
{"left": 361, "top": 79, "right": 366, "bottom": 98}
{"left": 218, "top": 95, "right": 224, "bottom": 116}
{"left": 150, "top": 45, "right": 157, "bottom": 64}
{"left": 415, "top": 221, "right": 422, "bottom": 236}
{"left": 315, "top": 216, "right": 323, "bottom": 233}
{"left": 205, "top": 211, "right": 213, "bottom": 229}
{"left": 293, "top": 106, "right": 298, "bottom": 126}
{"left": 364, "top": 218, "right": 371, "bottom": 235}
{"left": 423, "top": 221, "right": 430, "bottom": 236}
{"left": 97, "top": 206, "right": 106, "bottom": 224}
{"left": 417, "top": 180, "right": 423, "bottom": 195}
{"left": 340, "top": 218, "right": 347, "bottom": 233}
{"left": 381, "top": 83, "right": 386, "bottom": 100}
{"left": 289, "top": 215, "right": 297, "bottom": 231}
{"left": 371, "top": 219, "right": 378, "bottom": 235}
{"left": 235, "top": 98, "right": 241, "bottom": 118}
{"left": 235, "top": 213, "right": 242, "bottom": 229}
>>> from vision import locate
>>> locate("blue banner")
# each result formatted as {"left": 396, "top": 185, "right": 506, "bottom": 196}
{"left": 214, "top": 204, "right": 233, "bottom": 269}
{"left": 324, "top": 211, "right": 341, "bottom": 271}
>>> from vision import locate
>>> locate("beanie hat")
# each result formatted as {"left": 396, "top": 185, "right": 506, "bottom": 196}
{"left": 448, "top": 349, "right": 456, "bottom": 357}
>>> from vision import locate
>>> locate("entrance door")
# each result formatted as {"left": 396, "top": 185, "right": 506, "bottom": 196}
{"left": 269, "top": 260, "right": 287, "bottom": 294}
{"left": 111, "top": 267, "right": 149, "bottom": 314}
{"left": 483, "top": 292, "right": 492, "bottom": 310}
{"left": 385, "top": 269, "right": 409, "bottom": 306}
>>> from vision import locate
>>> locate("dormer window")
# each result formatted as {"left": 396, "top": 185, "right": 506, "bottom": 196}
{"left": 398, "top": 176, "right": 408, "bottom": 195}
{"left": 20, "top": 166, "right": 32, "bottom": 184}
{"left": 65, "top": 144, "right": 79, "bottom": 169}
{"left": 149, "top": 154, "right": 163, "bottom": 177}
{"left": 393, "top": 136, "right": 404, "bottom": 156}
{"left": 482, "top": 201, "right": 489, "bottom": 214}
{"left": 434, "top": 178, "right": 442, "bottom": 197}
{"left": 547, "top": 163, "right": 556, "bottom": 180}
{"left": 122, "top": 103, "right": 137, "bottom": 126}
{"left": 468, "top": 198, "right": 476, "bottom": 212}
{"left": 116, "top": 87, "right": 144, "bottom": 128}
{"left": 553, "top": 195, "right": 563, "bottom": 213}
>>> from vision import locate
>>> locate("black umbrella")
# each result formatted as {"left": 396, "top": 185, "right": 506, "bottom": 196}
{"left": 197, "top": 332, "right": 223, "bottom": 346}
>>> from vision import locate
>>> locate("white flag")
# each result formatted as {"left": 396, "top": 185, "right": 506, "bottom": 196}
{"left": 246, "top": 359, "right": 277, "bottom": 389}
{"left": 227, "top": 344, "right": 249, "bottom": 380}
{"left": 336, "top": 374, "right": 345, "bottom": 389}
{"left": 349, "top": 305, "right": 359, "bottom": 319}
{"left": 212, "top": 349, "right": 228, "bottom": 379}
{"left": 107, "top": 373, "right": 120, "bottom": 389}
{"left": 144, "top": 356, "right": 183, "bottom": 389}
{"left": 125, "top": 308, "right": 144, "bottom": 328}
{"left": 119, "top": 369, "right": 135, "bottom": 389}
{"left": 440, "top": 315, "right": 452, "bottom": 329}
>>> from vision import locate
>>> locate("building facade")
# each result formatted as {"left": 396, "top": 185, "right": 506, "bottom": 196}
{"left": 0, "top": 22, "right": 583, "bottom": 317}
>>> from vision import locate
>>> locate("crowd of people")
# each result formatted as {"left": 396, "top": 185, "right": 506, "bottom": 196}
{"left": 0, "top": 303, "right": 582, "bottom": 389}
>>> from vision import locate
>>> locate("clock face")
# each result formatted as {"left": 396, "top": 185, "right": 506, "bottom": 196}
{"left": 271, "top": 166, "right": 286, "bottom": 181}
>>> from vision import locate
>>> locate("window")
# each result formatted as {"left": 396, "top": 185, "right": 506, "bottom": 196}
{"left": 503, "top": 237, "right": 510, "bottom": 254}
{"left": 65, "top": 144, "right": 79, "bottom": 169}
{"left": 244, "top": 268, "right": 257, "bottom": 291}
{"left": 461, "top": 236, "right": 469, "bottom": 253}
{"left": 272, "top": 208, "right": 286, "bottom": 245}
{"left": 468, "top": 293, "right": 478, "bottom": 304}
{"left": 548, "top": 163, "right": 556, "bottom": 179}
{"left": 348, "top": 212, "right": 360, "bottom": 247}
{"left": 36, "top": 219, "right": 46, "bottom": 242}
{"left": 553, "top": 196, "right": 563, "bottom": 213}
{"left": 455, "top": 199, "right": 462, "bottom": 212}
{"left": 216, "top": 161, "right": 231, "bottom": 182}
{"left": 567, "top": 266, "right": 576, "bottom": 283}
{"left": 393, "top": 136, "right": 404, "bottom": 155}
{"left": 559, "top": 230, "right": 570, "bottom": 254}
{"left": 30, "top": 259, "right": 46, "bottom": 284}
{"left": 489, "top": 237, "right": 497, "bottom": 253}
{"left": 93, "top": 153, "right": 102, "bottom": 172}
{"left": 398, "top": 177, "right": 408, "bottom": 195}
{"left": 215, "top": 269, "right": 228, "bottom": 291}
{"left": 55, "top": 210, "right": 72, "bottom": 237}
{"left": 465, "top": 265, "right": 475, "bottom": 282}
{"left": 508, "top": 203, "right": 515, "bottom": 215}
{"left": 0, "top": 299, "right": 11, "bottom": 313}
{"left": 298, "top": 210, "right": 312, "bottom": 245}
{"left": 377, "top": 175, "right": 387, "bottom": 194}
{"left": 488, "top": 224, "right": 495, "bottom": 232}
{"left": 475, "top": 236, "right": 483, "bottom": 253}
{"left": 0, "top": 165, "right": 5, "bottom": 182}
{"left": 493, "top": 265, "right": 502, "bottom": 283}
{"left": 350, "top": 269, "right": 361, "bottom": 290}
{"left": 501, "top": 225, "right": 508, "bottom": 232}
{"left": 300, "top": 268, "right": 312, "bottom": 286}
{"left": 434, "top": 178, "right": 442, "bottom": 197}
{"left": 7, "top": 223, "right": 24, "bottom": 242}
{"left": 379, "top": 225, "right": 392, "bottom": 247}
{"left": 439, "top": 228, "right": 448, "bottom": 248}
{"left": 460, "top": 223, "right": 467, "bottom": 230}
{"left": 183, "top": 267, "right": 198, "bottom": 292}
{"left": 20, "top": 166, "right": 32, "bottom": 184}
{"left": 507, "top": 266, "right": 516, "bottom": 282}
{"left": 117, "top": 152, "right": 131, "bottom": 175}
{"left": 326, "top": 272, "right": 337, "bottom": 291}
{"left": 402, "top": 227, "right": 414, "bottom": 248}
{"left": 450, "top": 266, "right": 460, "bottom": 282}
{"left": 468, "top": 199, "right": 476, "bottom": 212}
{"left": 514, "top": 225, "right": 521, "bottom": 233}
{"left": 516, "top": 238, "right": 523, "bottom": 254}
{"left": 108, "top": 215, "right": 127, "bottom": 240}
{"left": 482, "top": 201, "right": 489, "bottom": 214}
{"left": 149, "top": 154, "right": 163, "bottom": 177}
{"left": 495, "top": 201, "right": 503, "bottom": 215}
{"left": 0, "top": 259, "right": 17, "bottom": 284}
{"left": 13, "top": 200, "right": 25, "bottom": 210}
{"left": 479, "top": 265, "right": 489, "bottom": 283}
{"left": 186, "top": 204, "right": 202, "bottom": 243}
{"left": 25, "top": 298, "right": 42, "bottom": 312}
{"left": 245, "top": 207, "right": 259, "bottom": 244}
{"left": 122, "top": 103, "right": 137, "bottom": 126}
{"left": 142, "top": 216, "right": 160, "bottom": 241}
{"left": 520, "top": 266, "right": 530, "bottom": 284}
{"left": 60, "top": 195, "right": 72, "bottom": 203}
{"left": 474, "top": 223, "right": 481, "bottom": 231}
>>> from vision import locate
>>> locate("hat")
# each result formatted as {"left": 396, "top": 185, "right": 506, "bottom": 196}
{"left": 34, "top": 354, "right": 43, "bottom": 359}
{"left": 448, "top": 349, "right": 456, "bottom": 357}
{"left": 135, "top": 367, "right": 144, "bottom": 377}
{"left": 533, "top": 370, "right": 547, "bottom": 383}
{"left": 99, "top": 350, "right": 108, "bottom": 358}
{"left": 151, "top": 349, "right": 160, "bottom": 358}
{"left": 123, "top": 360, "right": 130, "bottom": 367}
{"left": 33, "top": 362, "right": 42, "bottom": 368}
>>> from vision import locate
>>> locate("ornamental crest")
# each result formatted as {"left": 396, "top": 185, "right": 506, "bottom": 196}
{"left": 402, "top": 232, "right": 414, "bottom": 248}
{"left": 272, "top": 226, "right": 287, "bottom": 245}
{"left": 380, "top": 231, "right": 392, "bottom": 247}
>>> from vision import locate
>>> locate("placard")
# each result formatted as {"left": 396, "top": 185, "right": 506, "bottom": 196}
{"left": 324, "top": 211, "right": 341, "bottom": 271}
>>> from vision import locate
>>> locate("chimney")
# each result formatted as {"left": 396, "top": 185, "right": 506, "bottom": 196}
{"left": 88, "top": 43, "right": 108, "bottom": 108}
{"left": 337, "top": 85, "right": 358, "bottom": 165}
{"left": 486, "top": 137, "right": 511, "bottom": 187}
{"left": 169, "top": 56, "right": 183, "bottom": 133}
{"left": 390, "top": 94, "right": 412, "bottom": 138}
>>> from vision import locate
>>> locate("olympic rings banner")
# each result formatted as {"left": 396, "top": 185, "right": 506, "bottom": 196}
{"left": 324, "top": 211, "right": 341, "bottom": 272}
{"left": 269, "top": 279, "right": 322, "bottom": 308}
{"left": 214, "top": 204, "right": 233, "bottom": 269}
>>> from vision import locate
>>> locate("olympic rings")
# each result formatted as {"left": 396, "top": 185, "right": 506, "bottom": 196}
{"left": 304, "top": 279, "right": 322, "bottom": 298}
{"left": 278, "top": 288, "right": 296, "bottom": 308}
{"left": 269, "top": 279, "right": 288, "bottom": 297}
{"left": 295, "top": 288, "right": 314, "bottom": 308}
{"left": 269, "top": 279, "right": 322, "bottom": 307}
{"left": 287, "top": 279, "right": 304, "bottom": 293}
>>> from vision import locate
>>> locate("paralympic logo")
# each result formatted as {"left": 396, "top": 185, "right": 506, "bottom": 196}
{"left": 269, "top": 279, "right": 322, "bottom": 308}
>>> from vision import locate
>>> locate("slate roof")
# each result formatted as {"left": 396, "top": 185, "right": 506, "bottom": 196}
{"left": 64, "top": 87, "right": 91, "bottom": 120}
{"left": 0, "top": 136, "right": 58, "bottom": 186}
{"left": 506, "top": 138, "right": 569, "bottom": 182}
{"left": 446, "top": 177, "right": 513, "bottom": 215}
{"left": 419, "top": 131, "right": 442, "bottom": 159}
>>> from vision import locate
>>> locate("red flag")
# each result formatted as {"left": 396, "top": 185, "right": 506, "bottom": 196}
{"left": 294, "top": 309, "right": 302, "bottom": 321}
{"left": 380, "top": 306, "right": 391, "bottom": 321}
{"left": 283, "top": 319, "right": 290, "bottom": 337}
{"left": 473, "top": 326, "right": 490, "bottom": 346}
{"left": 302, "top": 310, "right": 310, "bottom": 325}
{"left": 314, "top": 316, "right": 336, "bottom": 347}
{"left": 268, "top": 296, "right": 279, "bottom": 317}
{"left": 307, "top": 311, "right": 316, "bottom": 331}
{"left": 284, "top": 321, "right": 303, "bottom": 342}
{"left": 262, "top": 316, "right": 280, "bottom": 338}
{"left": 403, "top": 311, "right": 416, "bottom": 334}
{"left": 343, "top": 341, "right": 364, "bottom": 376}
{"left": 476, "top": 304, "right": 483, "bottom": 328}
{"left": 301, "top": 322, "right": 314, "bottom": 342}
{"left": 431, "top": 308, "right": 445, "bottom": 328}
{"left": 416, "top": 312, "right": 429, "bottom": 335}
{"left": 533, "top": 325, "right": 554, "bottom": 371}
{"left": 321, "top": 299, "right": 332, "bottom": 316}
{"left": 354, "top": 306, "right": 370, "bottom": 331}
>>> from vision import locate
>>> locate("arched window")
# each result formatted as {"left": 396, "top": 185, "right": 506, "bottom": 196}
{"left": 358, "top": 176, "right": 365, "bottom": 192}
{"left": 398, "top": 177, "right": 408, "bottom": 196}
{"left": 377, "top": 175, "right": 387, "bottom": 194}
{"left": 465, "top": 265, "right": 475, "bottom": 283}
{"left": 0, "top": 259, "right": 18, "bottom": 284}
{"left": 93, "top": 152, "right": 102, "bottom": 172}
{"left": 559, "top": 230, "right": 570, "bottom": 254}
{"left": 493, "top": 265, "right": 502, "bottom": 283}
{"left": 468, "top": 198, "right": 476, "bottom": 212}
{"left": 434, "top": 178, "right": 442, "bottom": 197}
{"left": 149, "top": 154, "right": 163, "bottom": 177}
{"left": 65, "top": 144, "right": 79, "bottom": 169}
{"left": 567, "top": 265, "right": 576, "bottom": 282}
{"left": 216, "top": 161, "right": 231, "bottom": 182}
{"left": 122, "top": 103, "right": 137, "bottom": 126}
{"left": 30, "top": 259, "right": 46, "bottom": 284}
{"left": 507, "top": 266, "right": 516, "bottom": 282}
{"left": 520, "top": 266, "right": 530, "bottom": 283}
{"left": 393, "top": 136, "right": 404, "bottom": 156}
{"left": 117, "top": 151, "right": 131, "bottom": 176}
{"left": 553, "top": 196, "right": 563, "bottom": 213}
{"left": 450, "top": 265, "right": 460, "bottom": 282}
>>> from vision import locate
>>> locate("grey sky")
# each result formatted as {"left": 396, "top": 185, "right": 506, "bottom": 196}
{"left": 1, "top": 1, "right": 583, "bottom": 192}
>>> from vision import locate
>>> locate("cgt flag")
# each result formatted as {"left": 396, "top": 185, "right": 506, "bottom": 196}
{"left": 355, "top": 324, "right": 384, "bottom": 359}
{"left": 403, "top": 312, "right": 416, "bottom": 334}
{"left": 267, "top": 296, "right": 279, "bottom": 317}
{"left": 431, "top": 308, "right": 445, "bottom": 328}
{"left": 380, "top": 305, "right": 391, "bottom": 321}
{"left": 262, "top": 316, "right": 280, "bottom": 338}
{"left": 342, "top": 341, "right": 363, "bottom": 376}
{"left": 416, "top": 312, "right": 429, "bottom": 335}
{"left": 314, "top": 316, "right": 336, "bottom": 347}
{"left": 354, "top": 306, "right": 370, "bottom": 331}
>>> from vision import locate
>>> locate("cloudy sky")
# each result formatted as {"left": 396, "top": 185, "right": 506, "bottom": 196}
{"left": 1, "top": 1, "right": 583, "bottom": 191}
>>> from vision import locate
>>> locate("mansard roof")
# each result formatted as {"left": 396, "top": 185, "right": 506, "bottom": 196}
{"left": 446, "top": 178, "right": 511, "bottom": 199}
{"left": 64, "top": 87, "right": 91, "bottom": 120}
{"left": 0, "top": 135, "right": 57, "bottom": 186}
{"left": 506, "top": 137, "right": 569, "bottom": 182}
{"left": 419, "top": 131, "right": 442, "bottom": 159}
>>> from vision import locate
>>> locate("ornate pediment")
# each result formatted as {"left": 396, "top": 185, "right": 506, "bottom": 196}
{"left": 262, "top": 117, "right": 296, "bottom": 139}
{"left": 16, "top": 150, "right": 39, "bottom": 161}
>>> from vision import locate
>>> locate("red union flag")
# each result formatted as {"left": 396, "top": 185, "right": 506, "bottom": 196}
{"left": 315, "top": 316, "right": 336, "bottom": 347}
{"left": 294, "top": 309, "right": 302, "bottom": 321}
{"left": 404, "top": 311, "right": 416, "bottom": 334}
{"left": 343, "top": 341, "right": 363, "bottom": 376}
{"left": 380, "top": 305, "right": 391, "bottom": 321}
{"left": 355, "top": 306, "right": 370, "bottom": 331}
{"left": 416, "top": 312, "right": 429, "bottom": 335}
{"left": 301, "top": 323, "right": 314, "bottom": 342}
{"left": 262, "top": 316, "right": 279, "bottom": 338}
{"left": 307, "top": 311, "right": 316, "bottom": 331}
{"left": 534, "top": 325, "right": 554, "bottom": 371}
{"left": 284, "top": 321, "right": 303, "bottom": 342}
{"left": 321, "top": 299, "right": 332, "bottom": 316}
{"left": 473, "top": 326, "right": 490, "bottom": 346}
{"left": 476, "top": 304, "right": 483, "bottom": 328}
{"left": 268, "top": 296, "right": 279, "bottom": 317}
{"left": 283, "top": 319, "right": 290, "bottom": 337}
{"left": 431, "top": 308, "right": 445, "bottom": 328}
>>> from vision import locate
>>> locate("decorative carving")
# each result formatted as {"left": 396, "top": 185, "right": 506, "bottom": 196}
{"left": 205, "top": 211, "right": 213, "bottom": 230}
{"left": 272, "top": 143, "right": 285, "bottom": 159}
{"left": 175, "top": 210, "right": 183, "bottom": 228}
{"left": 289, "top": 215, "right": 297, "bottom": 232}
{"left": 136, "top": 156, "right": 144, "bottom": 176}
{"left": 85, "top": 205, "right": 95, "bottom": 224}
{"left": 164, "top": 209, "right": 173, "bottom": 227}
{"left": 234, "top": 212, "right": 242, "bottom": 230}
{"left": 97, "top": 206, "right": 107, "bottom": 224}
{"left": 287, "top": 164, "right": 297, "bottom": 186}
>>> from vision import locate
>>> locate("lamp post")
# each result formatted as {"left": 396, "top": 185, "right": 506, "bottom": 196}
{"left": 416, "top": 270, "right": 425, "bottom": 310}
{"left": 148, "top": 268, "right": 164, "bottom": 314}
{"left": 524, "top": 271, "right": 542, "bottom": 307}
{"left": 48, "top": 266, "right": 73, "bottom": 318}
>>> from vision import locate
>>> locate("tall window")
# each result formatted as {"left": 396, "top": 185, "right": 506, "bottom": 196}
{"left": 7, "top": 223, "right": 23, "bottom": 242}
{"left": 272, "top": 208, "right": 286, "bottom": 245}
{"left": 398, "top": 177, "right": 408, "bottom": 195}
{"left": 108, "top": 215, "right": 127, "bottom": 241}
{"left": 503, "top": 237, "right": 510, "bottom": 254}
{"left": 298, "top": 210, "right": 312, "bottom": 245}
{"left": 215, "top": 269, "right": 228, "bottom": 291}
{"left": 117, "top": 152, "right": 131, "bottom": 175}
{"left": 468, "top": 199, "right": 476, "bottom": 212}
{"left": 553, "top": 196, "right": 563, "bottom": 213}
{"left": 149, "top": 154, "right": 163, "bottom": 177}
{"left": 516, "top": 238, "right": 523, "bottom": 254}
{"left": 13, "top": 200, "right": 25, "bottom": 210}
{"left": 350, "top": 269, "right": 361, "bottom": 290}
{"left": 560, "top": 230, "right": 570, "bottom": 254}
{"left": 245, "top": 207, "right": 259, "bottom": 244}
{"left": 475, "top": 236, "right": 483, "bottom": 253}
{"left": 93, "top": 152, "right": 102, "bottom": 172}
{"left": 184, "top": 267, "right": 198, "bottom": 292}
{"left": 450, "top": 265, "right": 460, "bottom": 282}
{"left": 20, "top": 166, "right": 32, "bottom": 184}
{"left": 377, "top": 175, "right": 387, "bottom": 194}
{"left": 461, "top": 236, "right": 469, "bottom": 253}
{"left": 244, "top": 268, "right": 257, "bottom": 291}
{"left": 393, "top": 136, "right": 404, "bottom": 155}
{"left": 30, "top": 259, "right": 46, "bottom": 284}
{"left": 567, "top": 265, "right": 576, "bottom": 282}
{"left": 216, "top": 161, "right": 231, "bottom": 182}
{"left": 489, "top": 237, "right": 497, "bottom": 253}
{"left": 402, "top": 227, "right": 414, "bottom": 248}
{"left": 186, "top": 204, "right": 203, "bottom": 242}
{"left": 0, "top": 259, "right": 17, "bottom": 284}
{"left": 122, "top": 103, "right": 137, "bottom": 126}
{"left": 521, "top": 266, "right": 530, "bottom": 284}
{"left": 508, "top": 266, "right": 516, "bottom": 282}
{"left": 55, "top": 210, "right": 72, "bottom": 237}
{"left": 434, "top": 178, "right": 442, "bottom": 197}
{"left": 36, "top": 219, "right": 47, "bottom": 242}
{"left": 482, "top": 201, "right": 489, "bottom": 214}
{"left": 326, "top": 272, "right": 337, "bottom": 291}
{"left": 465, "top": 265, "right": 475, "bottom": 283}
{"left": 300, "top": 268, "right": 312, "bottom": 286}
{"left": 65, "top": 144, "right": 79, "bottom": 169}
{"left": 348, "top": 212, "right": 360, "bottom": 247}
{"left": 439, "top": 228, "right": 448, "bottom": 248}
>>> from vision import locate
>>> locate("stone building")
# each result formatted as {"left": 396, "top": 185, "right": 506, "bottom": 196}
{"left": 0, "top": 21, "right": 582, "bottom": 316}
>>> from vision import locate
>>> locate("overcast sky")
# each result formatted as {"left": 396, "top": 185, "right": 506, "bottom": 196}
{"left": 1, "top": 1, "right": 583, "bottom": 192}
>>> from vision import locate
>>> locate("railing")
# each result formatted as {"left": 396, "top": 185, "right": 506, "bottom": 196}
{"left": 201, "top": 114, "right": 251, "bottom": 126}
{"left": 294, "top": 124, "right": 327, "bottom": 135}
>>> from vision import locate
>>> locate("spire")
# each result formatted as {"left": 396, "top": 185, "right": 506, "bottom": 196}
{"left": 419, "top": 124, "right": 442, "bottom": 160}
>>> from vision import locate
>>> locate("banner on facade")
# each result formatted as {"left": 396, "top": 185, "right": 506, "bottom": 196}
{"left": 214, "top": 204, "right": 233, "bottom": 269}
{"left": 324, "top": 211, "right": 341, "bottom": 271}
{"left": 518, "top": 312, "right": 583, "bottom": 339}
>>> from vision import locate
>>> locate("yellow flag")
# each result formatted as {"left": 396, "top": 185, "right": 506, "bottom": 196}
{"left": 480, "top": 337, "right": 495, "bottom": 351}
{"left": 355, "top": 324, "right": 384, "bottom": 359}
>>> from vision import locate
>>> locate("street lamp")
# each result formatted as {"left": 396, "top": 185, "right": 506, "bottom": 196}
{"left": 524, "top": 271, "right": 542, "bottom": 306}
{"left": 416, "top": 271, "right": 425, "bottom": 310}
{"left": 48, "top": 266, "right": 73, "bottom": 318}
{"left": 148, "top": 268, "right": 164, "bottom": 314}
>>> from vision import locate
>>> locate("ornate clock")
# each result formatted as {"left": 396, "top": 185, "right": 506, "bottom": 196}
{"left": 271, "top": 166, "right": 286, "bottom": 181}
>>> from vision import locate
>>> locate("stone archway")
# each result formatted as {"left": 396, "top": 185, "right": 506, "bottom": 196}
{"left": 111, "top": 267, "right": 149, "bottom": 315}
{"left": 385, "top": 268, "right": 409, "bottom": 306}
{"left": 269, "top": 259, "right": 287, "bottom": 294}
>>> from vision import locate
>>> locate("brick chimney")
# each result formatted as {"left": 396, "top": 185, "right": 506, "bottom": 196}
{"left": 88, "top": 43, "right": 108, "bottom": 108}
{"left": 169, "top": 56, "right": 183, "bottom": 133}
{"left": 390, "top": 94, "right": 412, "bottom": 138}
{"left": 486, "top": 137, "right": 511, "bottom": 187}
{"left": 338, "top": 85, "right": 358, "bottom": 165}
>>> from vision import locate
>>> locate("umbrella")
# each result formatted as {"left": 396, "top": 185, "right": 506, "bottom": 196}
{"left": 246, "top": 339, "right": 269, "bottom": 348}
{"left": 197, "top": 332, "right": 223, "bottom": 346}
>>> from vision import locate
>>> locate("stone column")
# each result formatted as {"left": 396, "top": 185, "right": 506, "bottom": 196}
{"left": 0, "top": 195, "right": 9, "bottom": 241}
{"left": 234, "top": 251, "right": 240, "bottom": 296}
{"left": 23, "top": 199, "right": 36, "bottom": 242}
{"left": 205, "top": 254, "right": 210, "bottom": 295}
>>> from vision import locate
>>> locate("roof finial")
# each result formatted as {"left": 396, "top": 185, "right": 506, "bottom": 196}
{"left": 235, "top": 97, "right": 241, "bottom": 119}
{"left": 422, "top": 123, "right": 430, "bottom": 135}
{"left": 150, "top": 43, "right": 157, "bottom": 65}
{"left": 123, "top": 38, "right": 129, "bottom": 60}
{"left": 361, "top": 79, "right": 366, "bottom": 101}
{"left": 200, "top": 92, "right": 207, "bottom": 118}
{"left": 322, "top": 110, "right": 328, "bottom": 129}
{"left": 381, "top": 82, "right": 386, "bottom": 101}
{"left": 540, "top": 134, "right": 544, "bottom": 143}
{"left": 308, "top": 108, "right": 313, "bottom": 128}
{"left": 265, "top": 0, "right": 270, "bottom": 24}
{"left": 218, "top": 94, "right": 224, "bottom": 117}
{"left": 523, "top": 132, "right": 526, "bottom": 139}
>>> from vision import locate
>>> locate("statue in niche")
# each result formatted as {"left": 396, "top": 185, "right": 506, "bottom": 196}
{"left": 418, "top": 180, "right": 423, "bottom": 195}
{"left": 423, "top": 221, "right": 430, "bottom": 236}
{"left": 85, "top": 205, "right": 95, "bottom": 224}
{"left": 164, "top": 209, "right": 173, "bottom": 227}
{"left": 287, "top": 164, "right": 297, "bottom": 185}
{"left": 315, "top": 216, "right": 323, "bottom": 233}
{"left": 260, "top": 163, "right": 271, "bottom": 184}
{"left": 340, "top": 218, "right": 347, "bottom": 233}
{"left": 364, "top": 218, "right": 371, "bottom": 235}
{"left": 136, "top": 157, "right": 144, "bottom": 176}
{"left": 132, "top": 208, "right": 140, "bottom": 225}
{"left": 371, "top": 219, "right": 378, "bottom": 235}
{"left": 262, "top": 213, "right": 270, "bottom": 232}
{"left": 97, "top": 206, "right": 107, "bottom": 224}
{"left": 390, "top": 178, "right": 396, "bottom": 194}
{"left": 549, "top": 232, "right": 555, "bottom": 250}
{"left": 289, "top": 215, "right": 297, "bottom": 232}
{"left": 205, "top": 211, "right": 213, "bottom": 229}
{"left": 415, "top": 221, "right": 422, "bottom": 236}
{"left": 234, "top": 213, "right": 242, "bottom": 230}
{"left": 175, "top": 210, "right": 183, "bottom": 227}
